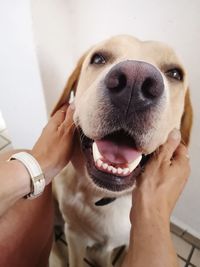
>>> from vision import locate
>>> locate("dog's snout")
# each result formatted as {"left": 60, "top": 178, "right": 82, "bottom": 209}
{"left": 105, "top": 60, "right": 164, "bottom": 112}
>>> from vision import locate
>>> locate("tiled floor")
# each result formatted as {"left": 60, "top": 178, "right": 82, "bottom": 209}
{"left": 0, "top": 114, "right": 199, "bottom": 267}
{"left": 49, "top": 225, "right": 200, "bottom": 267}
{"left": 172, "top": 234, "right": 199, "bottom": 267}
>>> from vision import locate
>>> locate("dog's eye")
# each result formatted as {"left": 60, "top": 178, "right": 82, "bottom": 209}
{"left": 90, "top": 53, "right": 106, "bottom": 65}
{"left": 166, "top": 68, "right": 183, "bottom": 81}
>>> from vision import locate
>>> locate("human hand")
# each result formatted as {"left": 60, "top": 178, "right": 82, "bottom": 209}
{"left": 130, "top": 129, "right": 190, "bottom": 226}
{"left": 31, "top": 104, "right": 75, "bottom": 185}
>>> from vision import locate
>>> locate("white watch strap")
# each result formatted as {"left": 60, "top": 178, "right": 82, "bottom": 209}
{"left": 8, "top": 152, "right": 45, "bottom": 199}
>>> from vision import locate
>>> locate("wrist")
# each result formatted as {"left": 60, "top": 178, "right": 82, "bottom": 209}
{"left": 131, "top": 199, "right": 170, "bottom": 232}
{"left": 30, "top": 151, "right": 54, "bottom": 184}
{"left": 8, "top": 152, "right": 46, "bottom": 199}
{"left": 7, "top": 160, "right": 31, "bottom": 198}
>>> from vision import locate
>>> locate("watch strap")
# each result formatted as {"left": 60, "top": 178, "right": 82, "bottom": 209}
{"left": 8, "top": 152, "right": 45, "bottom": 199}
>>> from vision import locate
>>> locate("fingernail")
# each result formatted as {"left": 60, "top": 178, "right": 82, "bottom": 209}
{"left": 169, "top": 128, "right": 181, "bottom": 140}
{"left": 69, "top": 91, "right": 75, "bottom": 104}
{"left": 60, "top": 105, "right": 68, "bottom": 111}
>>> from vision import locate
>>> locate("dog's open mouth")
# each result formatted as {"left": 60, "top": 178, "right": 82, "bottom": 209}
{"left": 79, "top": 129, "right": 151, "bottom": 192}
{"left": 92, "top": 133, "right": 142, "bottom": 176}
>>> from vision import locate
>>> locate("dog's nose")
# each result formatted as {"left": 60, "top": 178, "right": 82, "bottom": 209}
{"left": 105, "top": 60, "right": 164, "bottom": 112}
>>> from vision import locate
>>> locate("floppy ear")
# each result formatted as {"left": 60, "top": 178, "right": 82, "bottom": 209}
{"left": 51, "top": 54, "right": 86, "bottom": 116}
{"left": 180, "top": 89, "right": 193, "bottom": 146}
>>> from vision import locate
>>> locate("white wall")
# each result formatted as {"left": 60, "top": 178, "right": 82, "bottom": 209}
{"left": 31, "top": 0, "right": 74, "bottom": 113}
{"left": 32, "top": 0, "right": 200, "bottom": 237}
{"left": 0, "top": 0, "right": 47, "bottom": 148}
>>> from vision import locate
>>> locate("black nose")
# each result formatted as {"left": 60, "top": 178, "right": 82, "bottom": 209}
{"left": 105, "top": 60, "right": 164, "bottom": 112}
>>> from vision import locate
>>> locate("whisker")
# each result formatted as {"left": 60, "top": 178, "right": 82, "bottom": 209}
{"left": 79, "top": 132, "right": 86, "bottom": 144}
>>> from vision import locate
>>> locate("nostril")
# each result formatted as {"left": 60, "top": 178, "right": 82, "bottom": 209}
{"left": 141, "top": 77, "right": 162, "bottom": 99}
{"left": 141, "top": 78, "right": 155, "bottom": 99}
{"left": 118, "top": 74, "right": 127, "bottom": 91}
{"left": 107, "top": 73, "right": 127, "bottom": 92}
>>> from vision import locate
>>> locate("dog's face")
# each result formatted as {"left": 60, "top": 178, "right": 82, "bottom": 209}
{"left": 53, "top": 35, "right": 192, "bottom": 194}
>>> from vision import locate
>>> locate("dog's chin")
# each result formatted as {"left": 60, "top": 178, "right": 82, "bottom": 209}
{"left": 79, "top": 128, "right": 152, "bottom": 192}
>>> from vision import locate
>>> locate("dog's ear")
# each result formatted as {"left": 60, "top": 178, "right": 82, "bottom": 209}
{"left": 180, "top": 89, "right": 193, "bottom": 146}
{"left": 51, "top": 53, "right": 86, "bottom": 116}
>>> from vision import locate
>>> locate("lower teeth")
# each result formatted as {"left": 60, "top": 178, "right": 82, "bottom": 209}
{"left": 92, "top": 142, "right": 142, "bottom": 176}
{"left": 95, "top": 158, "right": 130, "bottom": 176}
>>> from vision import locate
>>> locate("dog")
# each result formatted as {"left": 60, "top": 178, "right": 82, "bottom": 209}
{"left": 51, "top": 35, "right": 193, "bottom": 267}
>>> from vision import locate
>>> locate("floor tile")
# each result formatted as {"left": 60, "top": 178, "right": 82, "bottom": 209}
{"left": 172, "top": 233, "right": 192, "bottom": 259}
{"left": 191, "top": 248, "right": 200, "bottom": 266}
{"left": 171, "top": 222, "right": 185, "bottom": 236}
{"left": 0, "top": 135, "right": 9, "bottom": 150}
{"left": 178, "top": 257, "right": 186, "bottom": 267}
{"left": 183, "top": 232, "right": 200, "bottom": 250}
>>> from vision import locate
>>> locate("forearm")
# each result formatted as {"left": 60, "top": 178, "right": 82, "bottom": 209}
{"left": 123, "top": 209, "right": 179, "bottom": 267}
{"left": 0, "top": 150, "right": 31, "bottom": 216}
{"left": 122, "top": 130, "right": 188, "bottom": 267}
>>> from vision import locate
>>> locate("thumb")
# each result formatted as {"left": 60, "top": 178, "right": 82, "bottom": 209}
{"left": 158, "top": 128, "right": 181, "bottom": 162}
{"left": 61, "top": 104, "right": 76, "bottom": 137}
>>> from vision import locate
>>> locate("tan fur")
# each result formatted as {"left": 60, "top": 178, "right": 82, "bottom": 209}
{"left": 180, "top": 89, "right": 193, "bottom": 146}
{"left": 51, "top": 54, "right": 87, "bottom": 116}
{"left": 52, "top": 35, "right": 193, "bottom": 267}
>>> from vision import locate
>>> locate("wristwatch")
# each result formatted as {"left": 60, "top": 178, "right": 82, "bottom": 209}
{"left": 8, "top": 152, "right": 46, "bottom": 199}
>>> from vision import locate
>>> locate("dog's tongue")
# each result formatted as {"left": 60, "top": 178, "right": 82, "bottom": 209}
{"left": 96, "top": 140, "right": 142, "bottom": 164}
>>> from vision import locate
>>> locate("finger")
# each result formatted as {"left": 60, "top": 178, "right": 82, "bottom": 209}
{"left": 158, "top": 129, "right": 181, "bottom": 163}
{"left": 52, "top": 104, "right": 69, "bottom": 116}
{"left": 60, "top": 104, "right": 76, "bottom": 135}
{"left": 65, "top": 104, "right": 75, "bottom": 124}
{"left": 173, "top": 143, "right": 190, "bottom": 166}
{"left": 169, "top": 144, "right": 190, "bottom": 204}
{"left": 50, "top": 104, "right": 69, "bottom": 128}
{"left": 140, "top": 129, "right": 180, "bottom": 173}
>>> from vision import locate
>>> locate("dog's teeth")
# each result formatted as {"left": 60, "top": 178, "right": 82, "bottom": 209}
{"left": 96, "top": 159, "right": 103, "bottom": 168}
{"left": 123, "top": 168, "right": 130, "bottom": 175}
{"left": 102, "top": 163, "right": 108, "bottom": 169}
{"left": 93, "top": 142, "right": 141, "bottom": 176}
{"left": 112, "top": 167, "right": 117, "bottom": 174}
{"left": 117, "top": 167, "right": 123, "bottom": 174}
{"left": 128, "top": 155, "right": 142, "bottom": 172}
{"left": 93, "top": 141, "right": 142, "bottom": 176}
{"left": 95, "top": 160, "right": 131, "bottom": 177}
{"left": 108, "top": 165, "right": 112, "bottom": 171}
{"left": 92, "top": 142, "right": 102, "bottom": 162}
